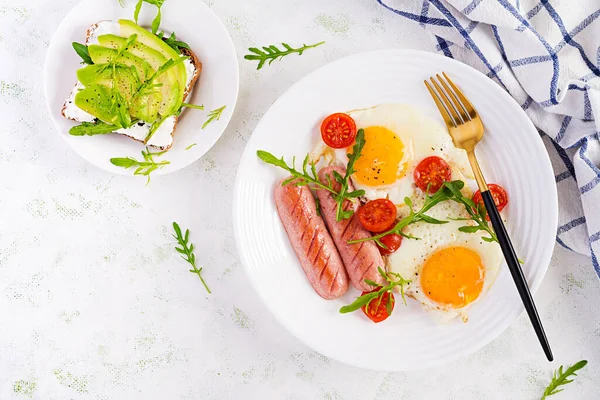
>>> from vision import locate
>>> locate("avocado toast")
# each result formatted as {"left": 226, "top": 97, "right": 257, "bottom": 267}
{"left": 62, "top": 19, "right": 202, "bottom": 150}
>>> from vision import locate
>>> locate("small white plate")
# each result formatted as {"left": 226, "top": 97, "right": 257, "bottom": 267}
{"left": 44, "top": 0, "right": 239, "bottom": 176}
{"left": 233, "top": 49, "right": 558, "bottom": 371}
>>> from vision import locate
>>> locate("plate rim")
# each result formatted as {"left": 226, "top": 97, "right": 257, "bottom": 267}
{"left": 43, "top": 0, "right": 240, "bottom": 176}
{"left": 233, "top": 48, "right": 558, "bottom": 371}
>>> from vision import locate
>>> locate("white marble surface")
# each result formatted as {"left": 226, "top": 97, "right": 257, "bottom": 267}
{"left": 1, "top": 0, "right": 599, "bottom": 399}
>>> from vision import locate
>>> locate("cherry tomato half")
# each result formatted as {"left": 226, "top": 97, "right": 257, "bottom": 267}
{"left": 320, "top": 113, "right": 357, "bottom": 149}
{"left": 413, "top": 156, "right": 452, "bottom": 193}
{"left": 361, "top": 288, "right": 394, "bottom": 323}
{"left": 378, "top": 233, "right": 403, "bottom": 255}
{"left": 358, "top": 199, "right": 397, "bottom": 233}
{"left": 472, "top": 183, "right": 508, "bottom": 219}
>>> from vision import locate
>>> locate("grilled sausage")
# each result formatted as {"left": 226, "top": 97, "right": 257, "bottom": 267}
{"left": 274, "top": 178, "right": 349, "bottom": 299}
{"left": 316, "top": 166, "right": 386, "bottom": 291}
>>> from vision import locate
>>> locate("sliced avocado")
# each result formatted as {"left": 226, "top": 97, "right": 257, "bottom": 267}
{"left": 118, "top": 20, "right": 187, "bottom": 115}
{"left": 97, "top": 33, "right": 180, "bottom": 115}
{"left": 113, "top": 66, "right": 140, "bottom": 101}
{"left": 96, "top": 35, "right": 167, "bottom": 70}
{"left": 96, "top": 33, "right": 124, "bottom": 49}
{"left": 88, "top": 45, "right": 154, "bottom": 82}
{"left": 130, "top": 92, "right": 161, "bottom": 123}
{"left": 77, "top": 64, "right": 112, "bottom": 87}
{"left": 119, "top": 20, "right": 182, "bottom": 64}
{"left": 77, "top": 64, "right": 140, "bottom": 101}
{"left": 74, "top": 84, "right": 117, "bottom": 124}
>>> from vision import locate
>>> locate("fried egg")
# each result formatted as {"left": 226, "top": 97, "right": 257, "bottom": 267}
{"left": 387, "top": 194, "right": 503, "bottom": 322}
{"left": 331, "top": 103, "right": 472, "bottom": 204}
{"left": 312, "top": 103, "right": 503, "bottom": 322}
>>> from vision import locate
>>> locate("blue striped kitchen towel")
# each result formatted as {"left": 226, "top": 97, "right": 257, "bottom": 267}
{"left": 379, "top": 0, "right": 600, "bottom": 278}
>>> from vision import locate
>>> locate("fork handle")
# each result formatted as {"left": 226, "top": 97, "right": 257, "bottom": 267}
{"left": 481, "top": 190, "right": 553, "bottom": 361}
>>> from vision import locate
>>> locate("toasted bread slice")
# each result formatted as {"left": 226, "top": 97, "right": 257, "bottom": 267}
{"left": 62, "top": 21, "right": 202, "bottom": 151}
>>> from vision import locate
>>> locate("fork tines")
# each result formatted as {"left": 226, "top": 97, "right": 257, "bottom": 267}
{"left": 424, "top": 73, "right": 476, "bottom": 127}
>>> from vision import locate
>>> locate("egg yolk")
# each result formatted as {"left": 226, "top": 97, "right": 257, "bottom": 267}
{"left": 350, "top": 126, "right": 406, "bottom": 186}
{"left": 420, "top": 247, "right": 485, "bottom": 308}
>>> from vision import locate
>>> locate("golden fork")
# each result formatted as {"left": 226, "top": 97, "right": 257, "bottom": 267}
{"left": 425, "top": 73, "right": 553, "bottom": 362}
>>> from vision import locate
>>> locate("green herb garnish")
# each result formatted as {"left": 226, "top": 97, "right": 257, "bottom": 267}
{"left": 443, "top": 182, "right": 498, "bottom": 243}
{"left": 331, "top": 129, "right": 366, "bottom": 221}
{"left": 110, "top": 147, "right": 169, "bottom": 184}
{"left": 158, "top": 31, "right": 191, "bottom": 54}
{"left": 202, "top": 105, "right": 226, "bottom": 129}
{"left": 257, "top": 129, "right": 366, "bottom": 221}
{"left": 349, "top": 181, "right": 458, "bottom": 248}
{"left": 185, "top": 143, "right": 197, "bottom": 150}
{"left": 136, "top": 56, "right": 190, "bottom": 142}
{"left": 541, "top": 360, "right": 587, "bottom": 399}
{"left": 245, "top": 41, "right": 325, "bottom": 70}
{"left": 172, "top": 222, "right": 211, "bottom": 294}
{"left": 175, "top": 103, "right": 204, "bottom": 117}
{"left": 114, "top": 91, "right": 133, "bottom": 129}
{"left": 339, "top": 267, "right": 410, "bottom": 314}
{"left": 181, "top": 103, "right": 204, "bottom": 110}
{"left": 136, "top": 56, "right": 189, "bottom": 98}
{"left": 133, "top": 0, "right": 165, "bottom": 33}
{"left": 72, "top": 42, "right": 93, "bottom": 65}
{"left": 69, "top": 121, "right": 119, "bottom": 136}
{"left": 443, "top": 183, "right": 525, "bottom": 263}
{"left": 257, "top": 151, "right": 337, "bottom": 193}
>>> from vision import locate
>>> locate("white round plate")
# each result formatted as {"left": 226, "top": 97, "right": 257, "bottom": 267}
{"left": 44, "top": 0, "right": 239, "bottom": 176}
{"left": 233, "top": 50, "right": 558, "bottom": 371}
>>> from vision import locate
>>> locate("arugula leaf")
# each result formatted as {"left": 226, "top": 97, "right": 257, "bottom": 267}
{"left": 69, "top": 121, "right": 118, "bottom": 136}
{"left": 458, "top": 225, "right": 481, "bottom": 233}
{"left": 257, "top": 151, "right": 337, "bottom": 195}
{"left": 333, "top": 128, "right": 366, "bottom": 221}
{"left": 151, "top": 7, "right": 161, "bottom": 34}
{"left": 172, "top": 222, "right": 211, "bottom": 294}
{"left": 348, "top": 182, "right": 458, "bottom": 247}
{"left": 114, "top": 91, "right": 132, "bottom": 129}
{"left": 445, "top": 182, "right": 499, "bottom": 243}
{"left": 133, "top": 0, "right": 165, "bottom": 33}
{"left": 541, "top": 360, "right": 587, "bottom": 399}
{"left": 256, "top": 131, "right": 365, "bottom": 222}
{"left": 160, "top": 31, "right": 191, "bottom": 54}
{"left": 245, "top": 41, "right": 325, "bottom": 70}
{"left": 110, "top": 157, "right": 139, "bottom": 169}
{"left": 181, "top": 102, "right": 204, "bottom": 110}
{"left": 430, "top": 182, "right": 526, "bottom": 263}
{"left": 202, "top": 105, "right": 226, "bottom": 129}
{"left": 72, "top": 42, "right": 93, "bottom": 65}
{"left": 418, "top": 214, "right": 447, "bottom": 224}
{"left": 340, "top": 268, "right": 410, "bottom": 314}
{"left": 110, "top": 147, "right": 169, "bottom": 184}
{"left": 134, "top": 0, "right": 143, "bottom": 23}
{"left": 143, "top": 56, "right": 189, "bottom": 88}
